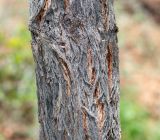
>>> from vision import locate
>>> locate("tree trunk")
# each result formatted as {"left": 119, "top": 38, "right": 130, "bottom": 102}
{"left": 29, "top": 0, "right": 120, "bottom": 139}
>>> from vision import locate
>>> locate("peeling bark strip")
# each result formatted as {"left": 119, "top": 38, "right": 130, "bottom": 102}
{"left": 87, "top": 48, "right": 96, "bottom": 85}
{"left": 29, "top": 0, "right": 120, "bottom": 140}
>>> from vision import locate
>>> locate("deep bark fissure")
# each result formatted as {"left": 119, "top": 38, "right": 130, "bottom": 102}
{"left": 107, "top": 43, "right": 113, "bottom": 93}
{"left": 29, "top": 0, "right": 120, "bottom": 139}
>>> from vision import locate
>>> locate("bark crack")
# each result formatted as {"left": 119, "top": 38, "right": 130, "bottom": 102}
{"left": 94, "top": 83, "right": 105, "bottom": 137}
{"left": 100, "top": 0, "right": 109, "bottom": 31}
{"left": 59, "top": 59, "right": 71, "bottom": 96}
{"left": 36, "top": 0, "right": 51, "bottom": 22}
{"left": 107, "top": 43, "right": 113, "bottom": 93}
{"left": 82, "top": 111, "right": 90, "bottom": 140}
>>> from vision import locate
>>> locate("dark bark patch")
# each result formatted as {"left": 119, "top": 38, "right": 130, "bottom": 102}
{"left": 107, "top": 129, "right": 114, "bottom": 140}
{"left": 106, "top": 43, "right": 113, "bottom": 93}
{"left": 63, "top": 129, "right": 68, "bottom": 140}
{"left": 59, "top": 42, "right": 66, "bottom": 46}
{"left": 69, "top": 19, "right": 84, "bottom": 36}
{"left": 82, "top": 111, "right": 91, "bottom": 140}
{"left": 91, "top": 68, "right": 96, "bottom": 85}
{"left": 82, "top": 112, "right": 89, "bottom": 139}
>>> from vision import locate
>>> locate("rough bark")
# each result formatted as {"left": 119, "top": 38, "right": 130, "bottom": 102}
{"left": 29, "top": 0, "right": 120, "bottom": 139}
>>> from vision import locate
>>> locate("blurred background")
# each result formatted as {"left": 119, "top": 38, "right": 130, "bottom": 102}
{"left": 0, "top": 0, "right": 160, "bottom": 139}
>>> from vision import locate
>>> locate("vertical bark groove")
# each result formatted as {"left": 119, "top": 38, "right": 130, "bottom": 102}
{"left": 29, "top": 0, "right": 120, "bottom": 139}
{"left": 107, "top": 43, "right": 113, "bottom": 93}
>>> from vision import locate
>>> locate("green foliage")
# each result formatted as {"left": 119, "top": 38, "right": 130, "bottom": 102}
{"left": 0, "top": 134, "right": 5, "bottom": 140}
{"left": 121, "top": 99, "right": 148, "bottom": 140}
{"left": 0, "top": 25, "right": 36, "bottom": 121}
{"left": 120, "top": 87, "right": 160, "bottom": 140}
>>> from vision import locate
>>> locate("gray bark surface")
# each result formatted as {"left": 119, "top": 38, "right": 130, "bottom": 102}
{"left": 29, "top": 0, "right": 120, "bottom": 139}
